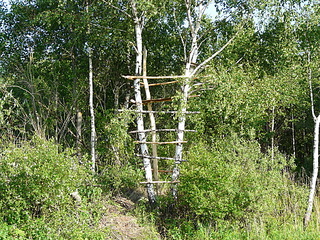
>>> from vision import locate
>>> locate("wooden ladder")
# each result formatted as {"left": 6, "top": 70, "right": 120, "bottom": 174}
{"left": 122, "top": 48, "right": 198, "bottom": 197}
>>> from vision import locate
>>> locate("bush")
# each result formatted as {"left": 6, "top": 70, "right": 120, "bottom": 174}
{"left": 98, "top": 164, "right": 143, "bottom": 195}
{"left": 169, "top": 135, "right": 308, "bottom": 237}
{"left": 0, "top": 137, "right": 90, "bottom": 224}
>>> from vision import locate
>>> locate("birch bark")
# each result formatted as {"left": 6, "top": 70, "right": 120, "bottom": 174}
{"left": 76, "top": 111, "right": 83, "bottom": 163}
{"left": 131, "top": 1, "right": 156, "bottom": 205}
{"left": 304, "top": 54, "right": 318, "bottom": 227}
{"left": 171, "top": 0, "right": 238, "bottom": 198}
{"left": 87, "top": 1, "right": 97, "bottom": 172}
{"left": 172, "top": 0, "right": 206, "bottom": 198}
{"left": 304, "top": 113, "right": 320, "bottom": 226}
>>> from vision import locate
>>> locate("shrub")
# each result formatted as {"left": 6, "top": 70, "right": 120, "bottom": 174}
{"left": 176, "top": 135, "right": 307, "bottom": 230}
{"left": 0, "top": 137, "right": 90, "bottom": 224}
{"left": 98, "top": 164, "right": 143, "bottom": 195}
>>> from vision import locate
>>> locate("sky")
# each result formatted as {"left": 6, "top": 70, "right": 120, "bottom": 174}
{"left": 206, "top": 2, "right": 218, "bottom": 19}
{"left": 2, "top": 0, "right": 218, "bottom": 15}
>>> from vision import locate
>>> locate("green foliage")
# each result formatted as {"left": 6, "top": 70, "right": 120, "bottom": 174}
{"left": 159, "top": 135, "right": 308, "bottom": 238}
{"left": 0, "top": 138, "right": 114, "bottom": 239}
{"left": 97, "top": 110, "right": 145, "bottom": 195}
{"left": 99, "top": 110, "right": 136, "bottom": 165}
{"left": 0, "top": 87, "right": 25, "bottom": 142}
{"left": 0, "top": 137, "right": 90, "bottom": 223}
{"left": 98, "top": 164, "right": 143, "bottom": 195}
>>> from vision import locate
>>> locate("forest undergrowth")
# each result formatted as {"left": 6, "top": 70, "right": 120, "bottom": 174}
{"left": 0, "top": 136, "right": 318, "bottom": 239}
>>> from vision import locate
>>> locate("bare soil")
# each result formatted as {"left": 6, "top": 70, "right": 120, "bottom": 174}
{"left": 99, "top": 196, "right": 160, "bottom": 240}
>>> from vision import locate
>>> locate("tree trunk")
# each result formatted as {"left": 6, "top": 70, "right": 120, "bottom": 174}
{"left": 291, "top": 110, "right": 296, "bottom": 158}
{"left": 132, "top": 1, "right": 156, "bottom": 205}
{"left": 172, "top": 0, "right": 204, "bottom": 199}
{"left": 76, "top": 111, "right": 83, "bottom": 163}
{"left": 304, "top": 114, "right": 320, "bottom": 227}
{"left": 305, "top": 52, "right": 318, "bottom": 227}
{"left": 88, "top": 45, "right": 96, "bottom": 172}
{"left": 271, "top": 105, "right": 275, "bottom": 161}
{"left": 87, "top": 1, "right": 96, "bottom": 172}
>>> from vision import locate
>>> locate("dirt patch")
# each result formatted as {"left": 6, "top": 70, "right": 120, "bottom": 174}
{"left": 99, "top": 197, "right": 160, "bottom": 240}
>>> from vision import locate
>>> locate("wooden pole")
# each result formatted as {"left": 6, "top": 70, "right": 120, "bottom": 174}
{"left": 142, "top": 47, "right": 159, "bottom": 182}
{"left": 123, "top": 75, "right": 187, "bottom": 79}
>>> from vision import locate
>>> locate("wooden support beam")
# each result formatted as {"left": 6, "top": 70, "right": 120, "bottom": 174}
{"left": 118, "top": 109, "right": 200, "bottom": 114}
{"left": 136, "top": 154, "right": 187, "bottom": 162}
{"left": 142, "top": 97, "right": 172, "bottom": 104}
{"left": 141, "top": 81, "right": 178, "bottom": 86}
{"left": 158, "top": 170, "right": 173, "bottom": 173}
{"left": 140, "top": 180, "right": 180, "bottom": 184}
{"left": 141, "top": 95, "right": 200, "bottom": 104}
{"left": 134, "top": 141, "right": 187, "bottom": 145}
{"left": 123, "top": 75, "right": 187, "bottom": 80}
{"left": 129, "top": 129, "right": 196, "bottom": 133}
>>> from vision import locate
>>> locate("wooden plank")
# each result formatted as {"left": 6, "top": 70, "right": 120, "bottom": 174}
{"left": 134, "top": 141, "right": 187, "bottom": 145}
{"left": 158, "top": 170, "right": 173, "bottom": 173}
{"left": 141, "top": 81, "right": 178, "bottom": 86}
{"left": 142, "top": 47, "right": 159, "bottom": 182}
{"left": 140, "top": 180, "right": 180, "bottom": 184}
{"left": 129, "top": 95, "right": 199, "bottom": 104}
{"left": 122, "top": 75, "right": 187, "bottom": 80}
{"left": 136, "top": 154, "right": 187, "bottom": 162}
{"left": 141, "top": 95, "right": 199, "bottom": 104}
{"left": 129, "top": 129, "right": 196, "bottom": 133}
{"left": 142, "top": 97, "right": 172, "bottom": 103}
{"left": 118, "top": 109, "right": 200, "bottom": 114}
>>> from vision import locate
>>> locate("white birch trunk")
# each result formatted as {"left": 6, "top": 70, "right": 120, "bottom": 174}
{"left": 305, "top": 53, "right": 318, "bottom": 226}
{"left": 88, "top": 45, "right": 97, "bottom": 172}
{"left": 76, "top": 111, "right": 83, "bottom": 163}
{"left": 172, "top": 70, "right": 192, "bottom": 199}
{"left": 171, "top": 0, "right": 206, "bottom": 198}
{"left": 132, "top": 2, "right": 156, "bottom": 204}
{"left": 292, "top": 111, "right": 296, "bottom": 159}
{"left": 87, "top": 1, "right": 96, "bottom": 172}
{"left": 271, "top": 105, "right": 275, "bottom": 161}
{"left": 304, "top": 114, "right": 320, "bottom": 226}
{"left": 171, "top": 1, "right": 237, "bottom": 198}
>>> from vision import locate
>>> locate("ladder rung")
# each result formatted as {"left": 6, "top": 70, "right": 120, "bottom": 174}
{"left": 140, "top": 180, "right": 180, "bottom": 184}
{"left": 141, "top": 95, "right": 199, "bottom": 104}
{"left": 136, "top": 154, "right": 187, "bottom": 162}
{"left": 142, "top": 97, "right": 172, "bottom": 103}
{"left": 141, "top": 81, "right": 178, "bottom": 86}
{"left": 122, "top": 75, "right": 187, "bottom": 80}
{"left": 134, "top": 141, "right": 187, "bottom": 145}
{"left": 129, "top": 129, "right": 196, "bottom": 133}
{"left": 118, "top": 109, "right": 200, "bottom": 114}
{"left": 158, "top": 170, "right": 173, "bottom": 173}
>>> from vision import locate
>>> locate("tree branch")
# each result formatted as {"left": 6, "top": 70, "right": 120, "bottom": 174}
{"left": 102, "top": 0, "right": 132, "bottom": 18}
{"left": 191, "top": 33, "right": 238, "bottom": 76}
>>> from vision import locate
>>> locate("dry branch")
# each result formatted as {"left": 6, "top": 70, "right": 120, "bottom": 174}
{"left": 118, "top": 109, "right": 200, "bottom": 114}
{"left": 140, "top": 181, "right": 180, "bottom": 184}
{"left": 134, "top": 141, "right": 187, "bottom": 145}
{"left": 136, "top": 154, "right": 187, "bottom": 161}
{"left": 129, "top": 129, "right": 196, "bottom": 133}
{"left": 122, "top": 75, "right": 187, "bottom": 79}
{"left": 141, "top": 81, "right": 179, "bottom": 86}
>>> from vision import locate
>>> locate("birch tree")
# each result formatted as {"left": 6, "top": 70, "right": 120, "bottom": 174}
{"left": 172, "top": 0, "right": 238, "bottom": 198}
{"left": 304, "top": 46, "right": 320, "bottom": 226}
{"left": 131, "top": 0, "right": 156, "bottom": 204}
{"left": 86, "top": 0, "right": 97, "bottom": 172}
{"left": 105, "top": 0, "right": 161, "bottom": 204}
{"left": 304, "top": 78, "right": 320, "bottom": 227}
